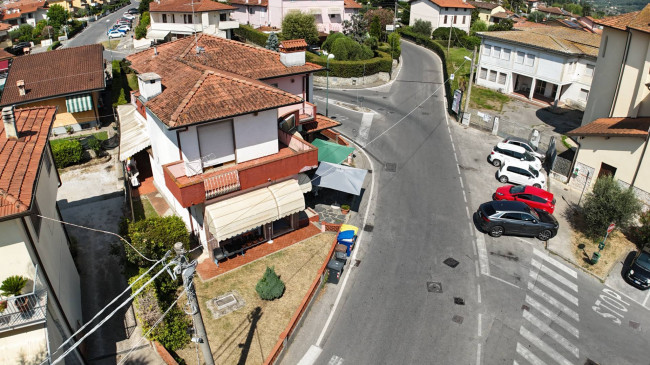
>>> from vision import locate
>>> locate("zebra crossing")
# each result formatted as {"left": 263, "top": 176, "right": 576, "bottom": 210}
{"left": 515, "top": 249, "right": 581, "bottom": 365}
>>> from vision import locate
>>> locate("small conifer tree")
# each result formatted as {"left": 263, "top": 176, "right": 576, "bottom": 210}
{"left": 265, "top": 32, "right": 279, "bottom": 51}
{"left": 255, "top": 266, "right": 285, "bottom": 300}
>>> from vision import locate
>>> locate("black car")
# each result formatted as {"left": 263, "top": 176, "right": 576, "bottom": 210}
{"left": 477, "top": 201, "right": 558, "bottom": 240}
{"left": 625, "top": 247, "right": 650, "bottom": 290}
{"left": 127, "top": 8, "right": 139, "bottom": 14}
{"left": 9, "top": 42, "right": 31, "bottom": 55}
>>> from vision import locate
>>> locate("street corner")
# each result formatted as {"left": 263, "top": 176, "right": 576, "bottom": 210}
{"left": 604, "top": 260, "right": 650, "bottom": 311}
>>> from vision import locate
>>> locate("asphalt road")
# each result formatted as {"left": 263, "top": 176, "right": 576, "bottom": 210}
{"left": 291, "top": 39, "right": 650, "bottom": 365}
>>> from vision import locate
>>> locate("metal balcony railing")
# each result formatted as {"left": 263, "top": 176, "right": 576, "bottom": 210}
{"left": 0, "top": 265, "right": 48, "bottom": 333}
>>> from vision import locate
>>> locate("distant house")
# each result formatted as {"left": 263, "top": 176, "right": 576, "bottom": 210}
{"left": 0, "top": 23, "right": 11, "bottom": 48}
{"left": 536, "top": 6, "right": 575, "bottom": 19}
{"left": 526, "top": 0, "right": 544, "bottom": 11}
{"left": 0, "top": 44, "right": 105, "bottom": 135}
{"left": 409, "top": 0, "right": 474, "bottom": 33}
{"left": 147, "top": 0, "right": 239, "bottom": 42}
{"left": 0, "top": 105, "right": 84, "bottom": 364}
{"left": 567, "top": 4, "right": 650, "bottom": 207}
{"left": 467, "top": 1, "right": 506, "bottom": 25}
{"left": 476, "top": 27, "right": 600, "bottom": 109}
{"left": 0, "top": 0, "right": 48, "bottom": 30}
{"left": 229, "top": 0, "right": 362, "bottom": 34}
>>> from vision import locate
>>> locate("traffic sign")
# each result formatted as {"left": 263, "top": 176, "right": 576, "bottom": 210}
{"left": 607, "top": 223, "right": 616, "bottom": 233}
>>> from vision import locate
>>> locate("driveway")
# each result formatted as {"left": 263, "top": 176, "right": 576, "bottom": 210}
{"left": 57, "top": 152, "right": 163, "bottom": 364}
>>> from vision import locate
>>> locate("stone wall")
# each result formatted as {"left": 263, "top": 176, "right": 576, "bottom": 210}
{"left": 313, "top": 72, "right": 391, "bottom": 87}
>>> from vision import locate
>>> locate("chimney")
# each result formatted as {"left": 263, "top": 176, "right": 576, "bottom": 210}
{"left": 17, "top": 80, "right": 25, "bottom": 96}
{"left": 2, "top": 106, "right": 17, "bottom": 140}
{"left": 279, "top": 39, "right": 307, "bottom": 67}
{"left": 154, "top": 46, "right": 158, "bottom": 55}
{"left": 137, "top": 73, "right": 162, "bottom": 100}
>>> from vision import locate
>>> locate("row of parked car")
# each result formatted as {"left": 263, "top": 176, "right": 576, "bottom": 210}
{"left": 107, "top": 8, "right": 138, "bottom": 38}
{"left": 476, "top": 137, "right": 559, "bottom": 241}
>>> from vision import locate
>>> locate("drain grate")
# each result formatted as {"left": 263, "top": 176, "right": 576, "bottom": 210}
{"left": 521, "top": 304, "right": 530, "bottom": 311}
{"left": 385, "top": 163, "right": 397, "bottom": 172}
{"left": 354, "top": 260, "right": 361, "bottom": 267}
{"left": 452, "top": 315, "right": 464, "bottom": 324}
{"left": 363, "top": 224, "right": 374, "bottom": 232}
{"left": 443, "top": 258, "right": 459, "bottom": 268}
{"left": 454, "top": 297, "right": 465, "bottom": 305}
{"left": 629, "top": 320, "right": 640, "bottom": 329}
{"left": 427, "top": 282, "right": 443, "bottom": 293}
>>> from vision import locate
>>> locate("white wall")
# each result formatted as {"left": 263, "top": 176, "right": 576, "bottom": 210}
{"left": 266, "top": 75, "right": 306, "bottom": 97}
{"left": 0, "top": 220, "right": 33, "bottom": 281}
{"left": 234, "top": 110, "right": 279, "bottom": 163}
{"left": 409, "top": 0, "right": 471, "bottom": 32}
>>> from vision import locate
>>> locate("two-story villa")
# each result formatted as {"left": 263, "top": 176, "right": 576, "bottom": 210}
{"left": 0, "top": 105, "right": 84, "bottom": 364}
{"left": 0, "top": 0, "right": 48, "bottom": 30}
{"left": 476, "top": 27, "right": 600, "bottom": 109}
{"left": 229, "top": 0, "right": 362, "bottom": 34}
{"left": 467, "top": 1, "right": 506, "bottom": 26}
{"left": 147, "top": 0, "right": 239, "bottom": 42}
{"left": 124, "top": 35, "right": 341, "bottom": 261}
{"left": 409, "top": 0, "right": 474, "bottom": 34}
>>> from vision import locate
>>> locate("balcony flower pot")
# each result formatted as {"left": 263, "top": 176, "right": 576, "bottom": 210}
{"left": 0, "top": 300, "right": 6, "bottom": 313}
{"left": 341, "top": 204, "right": 350, "bottom": 215}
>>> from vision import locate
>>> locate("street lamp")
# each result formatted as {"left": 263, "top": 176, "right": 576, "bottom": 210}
{"left": 326, "top": 53, "right": 335, "bottom": 117}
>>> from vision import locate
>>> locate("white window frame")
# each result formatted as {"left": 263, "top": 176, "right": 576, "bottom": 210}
{"left": 479, "top": 67, "right": 487, "bottom": 79}
{"left": 482, "top": 45, "right": 491, "bottom": 56}
{"left": 501, "top": 48, "right": 511, "bottom": 61}
{"left": 515, "top": 51, "right": 524, "bottom": 64}
{"left": 492, "top": 46, "right": 501, "bottom": 58}
{"left": 498, "top": 72, "right": 507, "bottom": 84}
{"left": 585, "top": 64, "right": 595, "bottom": 77}
{"left": 489, "top": 70, "right": 497, "bottom": 82}
{"left": 525, "top": 54, "right": 535, "bottom": 66}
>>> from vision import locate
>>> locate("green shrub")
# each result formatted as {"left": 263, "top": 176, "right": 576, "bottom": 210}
{"left": 86, "top": 136, "right": 101, "bottom": 154}
{"left": 265, "top": 32, "right": 279, "bottom": 51}
{"left": 462, "top": 35, "right": 481, "bottom": 51}
{"left": 52, "top": 139, "right": 83, "bottom": 168}
{"left": 399, "top": 27, "right": 452, "bottom": 110}
{"left": 431, "top": 27, "right": 468, "bottom": 48}
{"left": 322, "top": 32, "right": 346, "bottom": 52}
{"left": 0, "top": 275, "right": 28, "bottom": 296}
{"left": 633, "top": 210, "right": 650, "bottom": 245}
{"left": 364, "top": 35, "right": 379, "bottom": 50}
{"left": 581, "top": 176, "right": 642, "bottom": 239}
{"left": 47, "top": 41, "right": 61, "bottom": 51}
{"left": 233, "top": 24, "right": 269, "bottom": 47}
{"left": 331, "top": 36, "right": 373, "bottom": 61}
{"left": 388, "top": 32, "right": 401, "bottom": 59}
{"left": 256, "top": 266, "right": 285, "bottom": 300}
{"left": 125, "top": 216, "right": 190, "bottom": 266}
{"left": 280, "top": 12, "right": 318, "bottom": 45}
{"left": 135, "top": 12, "right": 150, "bottom": 40}
{"left": 412, "top": 19, "right": 432, "bottom": 36}
{"left": 307, "top": 50, "right": 392, "bottom": 77}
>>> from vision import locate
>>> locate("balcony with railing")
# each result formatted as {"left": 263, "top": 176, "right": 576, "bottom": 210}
{"left": 278, "top": 102, "right": 316, "bottom": 124}
{"left": 163, "top": 130, "right": 318, "bottom": 208}
{"left": 0, "top": 265, "right": 47, "bottom": 333}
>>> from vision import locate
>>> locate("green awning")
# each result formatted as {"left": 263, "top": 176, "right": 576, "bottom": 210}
{"left": 311, "top": 139, "right": 355, "bottom": 164}
{"left": 65, "top": 94, "right": 93, "bottom": 113}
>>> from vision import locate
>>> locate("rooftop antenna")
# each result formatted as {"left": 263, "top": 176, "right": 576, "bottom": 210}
{"left": 191, "top": 0, "right": 199, "bottom": 52}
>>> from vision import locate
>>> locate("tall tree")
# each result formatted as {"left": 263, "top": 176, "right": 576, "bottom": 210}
{"left": 399, "top": 2, "right": 410, "bottom": 25}
{"left": 280, "top": 13, "right": 319, "bottom": 44}
{"left": 46, "top": 4, "right": 68, "bottom": 30}
{"left": 369, "top": 16, "right": 381, "bottom": 39}
{"left": 363, "top": 8, "right": 395, "bottom": 36}
{"left": 342, "top": 13, "right": 368, "bottom": 44}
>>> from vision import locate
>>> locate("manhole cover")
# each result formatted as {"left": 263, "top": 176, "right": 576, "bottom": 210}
{"left": 452, "top": 315, "right": 464, "bottom": 324}
{"left": 354, "top": 260, "right": 361, "bottom": 267}
{"left": 216, "top": 294, "right": 237, "bottom": 310}
{"left": 443, "top": 258, "right": 459, "bottom": 268}
{"left": 382, "top": 96, "right": 387, "bottom": 99}
{"left": 629, "top": 320, "right": 640, "bottom": 329}
{"left": 521, "top": 304, "right": 530, "bottom": 311}
{"left": 454, "top": 297, "right": 465, "bottom": 305}
{"left": 427, "top": 282, "right": 442, "bottom": 293}
{"left": 385, "top": 163, "right": 397, "bottom": 172}
{"left": 584, "top": 359, "right": 599, "bottom": 365}
{"left": 363, "top": 224, "right": 374, "bottom": 232}
{"left": 330, "top": 116, "right": 337, "bottom": 119}
{"left": 422, "top": 112, "right": 430, "bottom": 115}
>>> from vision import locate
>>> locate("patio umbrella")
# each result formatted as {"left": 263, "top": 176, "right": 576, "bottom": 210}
{"left": 312, "top": 162, "right": 368, "bottom": 196}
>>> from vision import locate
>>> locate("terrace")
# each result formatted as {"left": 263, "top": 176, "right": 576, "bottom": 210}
{"left": 0, "top": 265, "right": 47, "bottom": 333}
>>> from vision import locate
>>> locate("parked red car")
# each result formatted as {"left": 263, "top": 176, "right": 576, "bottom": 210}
{"left": 493, "top": 185, "right": 556, "bottom": 214}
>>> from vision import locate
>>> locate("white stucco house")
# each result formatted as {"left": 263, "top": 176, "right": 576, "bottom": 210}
{"left": 409, "top": 0, "right": 474, "bottom": 33}
{"left": 476, "top": 27, "right": 600, "bottom": 109}
{"left": 0, "top": 0, "right": 48, "bottom": 31}
{"left": 147, "top": 0, "right": 240, "bottom": 42}
{"left": 229, "top": 0, "right": 362, "bottom": 34}
{"left": 0, "top": 106, "right": 84, "bottom": 364}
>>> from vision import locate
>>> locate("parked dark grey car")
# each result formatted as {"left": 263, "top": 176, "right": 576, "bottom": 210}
{"left": 625, "top": 246, "right": 650, "bottom": 290}
{"left": 477, "top": 201, "right": 558, "bottom": 240}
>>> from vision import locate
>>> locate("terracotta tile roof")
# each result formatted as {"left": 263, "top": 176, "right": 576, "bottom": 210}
{"left": 567, "top": 117, "right": 650, "bottom": 137}
{"left": 0, "top": 106, "right": 56, "bottom": 218}
{"left": 0, "top": 49, "right": 14, "bottom": 60}
{"left": 479, "top": 27, "right": 600, "bottom": 57}
{"left": 344, "top": 0, "right": 362, "bottom": 9}
{"left": 428, "top": 0, "right": 474, "bottom": 9}
{"left": 302, "top": 114, "right": 341, "bottom": 134}
{"left": 491, "top": 11, "right": 510, "bottom": 19}
{"left": 0, "top": 44, "right": 105, "bottom": 107}
{"left": 229, "top": 0, "right": 268, "bottom": 7}
{"left": 0, "top": 23, "right": 11, "bottom": 31}
{"left": 256, "top": 25, "right": 280, "bottom": 32}
{"left": 280, "top": 39, "right": 307, "bottom": 52}
{"left": 149, "top": 0, "right": 236, "bottom": 13}
{"left": 595, "top": 10, "right": 641, "bottom": 31}
{"left": 514, "top": 20, "right": 548, "bottom": 28}
{"left": 467, "top": 1, "right": 498, "bottom": 10}
{"left": 0, "top": 0, "right": 47, "bottom": 20}
{"left": 538, "top": 6, "right": 573, "bottom": 17}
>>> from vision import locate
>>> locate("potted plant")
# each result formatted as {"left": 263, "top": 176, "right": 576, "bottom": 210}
{"left": 1, "top": 275, "right": 28, "bottom": 297}
{"left": 341, "top": 204, "right": 350, "bottom": 214}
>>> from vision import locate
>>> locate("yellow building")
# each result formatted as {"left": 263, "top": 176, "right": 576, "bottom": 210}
{"left": 0, "top": 44, "right": 105, "bottom": 135}
{"left": 468, "top": 1, "right": 506, "bottom": 25}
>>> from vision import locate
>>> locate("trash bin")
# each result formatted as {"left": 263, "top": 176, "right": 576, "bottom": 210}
{"left": 337, "top": 230, "right": 357, "bottom": 257}
{"left": 338, "top": 239, "right": 354, "bottom": 257}
{"left": 334, "top": 251, "right": 347, "bottom": 264}
{"left": 591, "top": 252, "right": 601, "bottom": 265}
{"left": 327, "top": 259, "right": 344, "bottom": 284}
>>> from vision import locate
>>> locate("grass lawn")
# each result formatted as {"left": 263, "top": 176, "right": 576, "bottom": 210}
{"left": 127, "top": 73, "right": 139, "bottom": 91}
{"left": 102, "top": 40, "right": 120, "bottom": 50}
{"left": 572, "top": 229, "right": 636, "bottom": 279}
{"left": 469, "top": 86, "right": 510, "bottom": 112}
{"left": 132, "top": 197, "right": 158, "bottom": 221}
{"left": 176, "top": 232, "right": 336, "bottom": 364}
{"left": 50, "top": 131, "right": 108, "bottom": 148}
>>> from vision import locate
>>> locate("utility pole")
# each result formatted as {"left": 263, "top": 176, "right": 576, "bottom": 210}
{"left": 463, "top": 46, "right": 477, "bottom": 116}
{"left": 447, "top": 21, "right": 452, "bottom": 54}
{"left": 174, "top": 242, "right": 215, "bottom": 365}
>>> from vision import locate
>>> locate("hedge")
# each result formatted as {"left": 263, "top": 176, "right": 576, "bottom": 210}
{"left": 233, "top": 24, "right": 269, "bottom": 47}
{"left": 307, "top": 50, "right": 392, "bottom": 78}
{"left": 47, "top": 41, "right": 61, "bottom": 51}
{"left": 398, "top": 27, "right": 452, "bottom": 111}
{"left": 51, "top": 139, "right": 83, "bottom": 168}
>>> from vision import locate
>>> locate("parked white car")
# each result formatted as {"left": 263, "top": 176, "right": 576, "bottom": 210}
{"left": 122, "top": 13, "right": 135, "bottom": 20}
{"left": 496, "top": 160, "right": 547, "bottom": 189}
{"left": 502, "top": 136, "right": 544, "bottom": 160}
{"left": 117, "top": 25, "right": 131, "bottom": 33}
{"left": 488, "top": 142, "right": 542, "bottom": 171}
{"left": 107, "top": 30, "right": 124, "bottom": 38}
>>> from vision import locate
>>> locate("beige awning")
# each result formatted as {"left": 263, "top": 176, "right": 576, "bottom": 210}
{"left": 118, "top": 105, "right": 150, "bottom": 161}
{"left": 298, "top": 173, "right": 312, "bottom": 193}
{"left": 205, "top": 179, "right": 305, "bottom": 242}
{"left": 308, "top": 8, "right": 321, "bottom": 15}
{"left": 328, "top": 7, "right": 341, "bottom": 15}
{"left": 146, "top": 29, "right": 170, "bottom": 40}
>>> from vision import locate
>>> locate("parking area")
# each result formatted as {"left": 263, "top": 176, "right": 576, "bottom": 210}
{"left": 605, "top": 261, "right": 650, "bottom": 310}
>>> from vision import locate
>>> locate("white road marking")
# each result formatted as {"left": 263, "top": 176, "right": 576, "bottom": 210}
{"left": 476, "top": 343, "right": 481, "bottom": 365}
{"left": 533, "top": 249, "right": 577, "bottom": 279}
{"left": 459, "top": 177, "right": 464, "bottom": 189}
{"left": 466, "top": 206, "right": 470, "bottom": 219}
{"left": 513, "top": 237, "right": 534, "bottom": 245}
{"left": 452, "top": 143, "right": 457, "bottom": 153}
{"left": 519, "top": 326, "right": 573, "bottom": 365}
{"left": 525, "top": 295, "right": 579, "bottom": 338}
{"left": 449, "top": 133, "right": 454, "bottom": 143}
{"left": 527, "top": 282, "right": 579, "bottom": 321}
{"left": 478, "top": 313, "right": 482, "bottom": 337}
{"left": 476, "top": 235, "right": 490, "bottom": 276}
{"left": 523, "top": 310, "right": 579, "bottom": 358}
{"left": 457, "top": 164, "right": 461, "bottom": 175}
{"left": 488, "top": 274, "right": 521, "bottom": 288}
{"left": 357, "top": 112, "right": 374, "bottom": 143}
{"left": 531, "top": 259, "right": 579, "bottom": 292}
{"left": 529, "top": 271, "right": 579, "bottom": 306}
{"left": 477, "top": 284, "right": 482, "bottom": 304}
{"left": 328, "top": 355, "right": 344, "bottom": 365}
{"left": 297, "top": 346, "right": 323, "bottom": 365}
{"left": 463, "top": 190, "right": 467, "bottom": 203}
{"left": 604, "top": 284, "right": 649, "bottom": 310}
{"left": 516, "top": 343, "right": 547, "bottom": 365}
{"left": 475, "top": 260, "right": 480, "bottom": 277}
{"left": 644, "top": 290, "right": 650, "bottom": 307}
{"left": 469, "top": 222, "right": 475, "bottom": 237}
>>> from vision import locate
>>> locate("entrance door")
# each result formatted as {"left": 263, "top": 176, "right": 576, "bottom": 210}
{"left": 598, "top": 163, "right": 617, "bottom": 178}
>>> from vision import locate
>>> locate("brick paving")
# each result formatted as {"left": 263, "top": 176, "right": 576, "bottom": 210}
{"left": 196, "top": 223, "right": 322, "bottom": 281}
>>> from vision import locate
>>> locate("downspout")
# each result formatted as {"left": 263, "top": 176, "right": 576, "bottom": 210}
{"left": 609, "top": 31, "right": 632, "bottom": 118}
